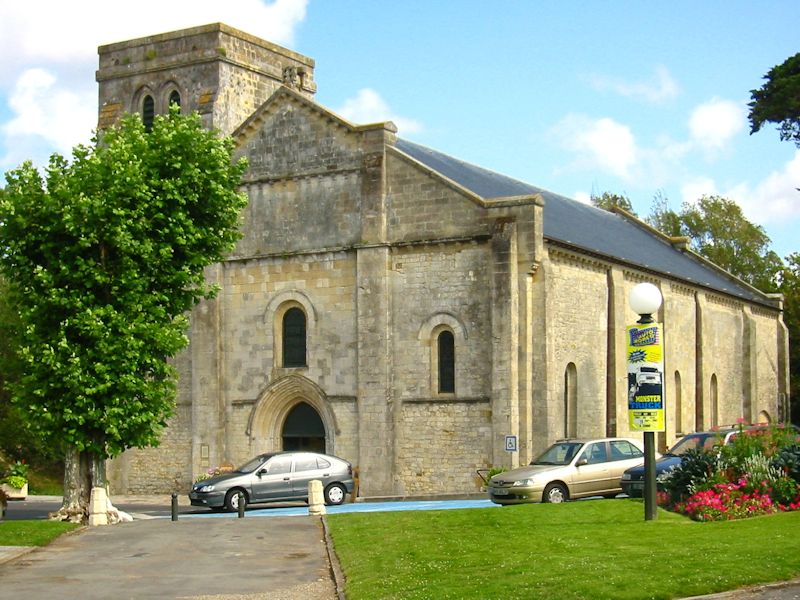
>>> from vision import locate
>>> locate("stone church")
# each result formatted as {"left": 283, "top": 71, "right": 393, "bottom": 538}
{"left": 98, "top": 24, "right": 790, "bottom": 497}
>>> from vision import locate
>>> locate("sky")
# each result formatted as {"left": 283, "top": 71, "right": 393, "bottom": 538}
{"left": 1, "top": 1, "right": 798, "bottom": 259}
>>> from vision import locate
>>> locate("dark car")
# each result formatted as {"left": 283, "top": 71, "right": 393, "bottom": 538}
{"left": 621, "top": 427, "right": 762, "bottom": 497}
{"left": 189, "top": 451, "right": 354, "bottom": 511}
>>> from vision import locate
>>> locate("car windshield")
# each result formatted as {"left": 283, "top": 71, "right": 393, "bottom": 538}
{"left": 531, "top": 442, "right": 583, "bottom": 466}
{"left": 667, "top": 433, "right": 724, "bottom": 456}
{"left": 236, "top": 453, "right": 275, "bottom": 473}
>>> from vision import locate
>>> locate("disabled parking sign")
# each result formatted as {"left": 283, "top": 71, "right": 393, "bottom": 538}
{"left": 505, "top": 435, "right": 518, "bottom": 452}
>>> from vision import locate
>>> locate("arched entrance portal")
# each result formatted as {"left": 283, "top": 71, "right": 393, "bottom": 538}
{"left": 282, "top": 402, "right": 326, "bottom": 452}
{"left": 246, "top": 375, "right": 338, "bottom": 457}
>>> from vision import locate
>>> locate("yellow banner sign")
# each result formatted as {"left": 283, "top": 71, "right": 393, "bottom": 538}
{"left": 627, "top": 323, "right": 665, "bottom": 432}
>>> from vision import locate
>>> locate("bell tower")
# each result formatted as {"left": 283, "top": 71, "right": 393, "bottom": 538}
{"left": 96, "top": 23, "right": 316, "bottom": 135}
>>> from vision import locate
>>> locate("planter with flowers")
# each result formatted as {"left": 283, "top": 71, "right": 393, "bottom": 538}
{"left": 1, "top": 460, "right": 29, "bottom": 500}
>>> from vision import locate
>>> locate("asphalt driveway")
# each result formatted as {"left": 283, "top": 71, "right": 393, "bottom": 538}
{"left": 0, "top": 516, "right": 337, "bottom": 600}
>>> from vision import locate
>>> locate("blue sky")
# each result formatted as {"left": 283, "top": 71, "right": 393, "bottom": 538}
{"left": 1, "top": 1, "right": 798, "bottom": 259}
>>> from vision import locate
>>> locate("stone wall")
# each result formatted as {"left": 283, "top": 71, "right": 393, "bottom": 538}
{"left": 386, "top": 151, "right": 489, "bottom": 242}
{"left": 97, "top": 23, "right": 315, "bottom": 134}
{"left": 546, "top": 250, "right": 610, "bottom": 442}
{"left": 397, "top": 400, "right": 492, "bottom": 494}
{"left": 389, "top": 243, "right": 492, "bottom": 400}
{"left": 102, "top": 25, "right": 787, "bottom": 496}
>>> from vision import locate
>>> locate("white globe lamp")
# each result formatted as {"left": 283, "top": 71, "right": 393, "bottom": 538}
{"left": 629, "top": 283, "right": 662, "bottom": 322}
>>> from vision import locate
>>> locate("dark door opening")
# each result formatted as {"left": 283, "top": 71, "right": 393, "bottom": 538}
{"left": 282, "top": 402, "right": 326, "bottom": 453}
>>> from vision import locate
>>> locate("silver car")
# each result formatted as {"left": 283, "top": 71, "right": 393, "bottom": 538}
{"left": 189, "top": 451, "right": 355, "bottom": 511}
{"left": 488, "top": 437, "right": 647, "bottom": 505}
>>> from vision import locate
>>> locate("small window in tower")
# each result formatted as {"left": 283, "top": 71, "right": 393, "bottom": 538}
{"left": 283, "top": 307, "right": 307, "bottom": 368}
{"left": 168, "top": 90, "right": 181, "bottom": 109}
{"left": 142, "top": 95, "right": 155, "bottom": 132}
{"left": 438, "top": 330, "right": 455, "bottom": 393}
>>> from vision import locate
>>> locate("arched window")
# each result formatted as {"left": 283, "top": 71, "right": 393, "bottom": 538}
{"left": 168, "top": 90, "right": 181, "bottom": 109}
{"left": 142, "top": 95, "right": 155, "bottom": 132}
{"left": 282, "top": 307, "right": 307, "bottom": 367}
{"left": 438, "top": 330, "right": 455, "bottom": 393}
{"left": 564, "top": 363, "right": 577, "bottom": 438}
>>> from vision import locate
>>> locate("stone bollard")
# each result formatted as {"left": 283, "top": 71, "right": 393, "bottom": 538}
{"left": 88, "top": 487, "right": 109, "bottom": 526}
{"left": 308, "top": 480, "right": 326, "bottom": 516}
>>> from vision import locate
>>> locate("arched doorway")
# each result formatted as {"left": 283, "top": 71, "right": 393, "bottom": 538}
{"left": 282, "top": 401, "right": 326, "bottom": 452}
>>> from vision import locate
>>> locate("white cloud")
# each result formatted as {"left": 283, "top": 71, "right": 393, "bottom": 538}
{"left": 573, "top": 191, "right": 592, "bottom": 205}
{"left": 334, "top": 88, "right": 423, "bottom": 134}
{"left": 1, "top": 68, "right": 95, "bottom": 169}
{"left": 0, "top": 0, "right": 308, "bottom": 86}
{"left": 588, "top": 65, "right": 679, "bottom": 103}
{"left": 676, "top": 152, "right": 800, "bottom": 229}
{"left": 551, "top": 114, "right": 638, "bottom": 180}
{"left": 0, "top": 0, "right": 308, "bottom": 169}
{"left": 731, "top": 151, "right": 800, "bottom": 224}
{"left": 680, "top": 177, "right": 717, "bottom": 205}
{"left": 688, "top": 98, "right": 746, "bottom": 155}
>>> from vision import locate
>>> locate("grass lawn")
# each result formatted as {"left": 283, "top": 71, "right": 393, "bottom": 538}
{"left": 0, "top": 520, "right": 79, "bottom": 546}
{"left": 327, "top": 499, "right": 800, "bottom": 599}
{"left": 27, "top": 468, "right": 64, "bottom": 496}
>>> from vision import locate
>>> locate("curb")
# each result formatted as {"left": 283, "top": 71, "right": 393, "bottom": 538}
{"left": 321, "top": 515, "right": 347, "bottom": 600}
{"left": 0, "top": 546, "right": 37, "bottom": 566}
{"left": 680, "top": 578, "right": 800, "bottom": 599}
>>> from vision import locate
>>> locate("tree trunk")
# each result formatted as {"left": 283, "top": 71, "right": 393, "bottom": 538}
{"left": 50, "top": 443, "right": 130, "bottom": 525}
{"left": 50, "top": 445, "right": 92, "bottom": 523}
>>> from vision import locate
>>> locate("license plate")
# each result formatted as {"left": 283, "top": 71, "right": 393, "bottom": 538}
{"left": 630, "top": 482, "right": 643, "bottom": 490}
{"left": 493, "top": 488, "right": 509, "bottom": 496}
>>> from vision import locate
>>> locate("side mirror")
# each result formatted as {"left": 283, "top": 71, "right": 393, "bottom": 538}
{"left": 257, "top": 468, "right": 267, "bottom": 477}
{"left": 576, "top": 458, "right": 588, "bottom": 467}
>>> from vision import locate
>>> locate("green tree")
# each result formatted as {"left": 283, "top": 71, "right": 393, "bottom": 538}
{"left": 591, "top": 191, "right": 636, "bottom": 215}
{"left": 0, "top": 108, "right": 247, "bottom": 521}
{"left": 679, "top": 196, "right": 782, "bottom": 292}
{"left": 749, "top": 52, "right": 800, "bottom": 147}
{"left": 646, "top": 191, "right": 682, "bottom": 237}
{"left": 646, "top": 195, "right": 782, "bottom": 293}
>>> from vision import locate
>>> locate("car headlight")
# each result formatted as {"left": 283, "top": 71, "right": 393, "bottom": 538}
{"left": 198, "top": 485, "right": 215, "bottom": 492}
{"left": 512, "top": 478, "right": 535, "bottom": 487}
{"left": 621, "top": 473, "right": 631, "bottom": 481}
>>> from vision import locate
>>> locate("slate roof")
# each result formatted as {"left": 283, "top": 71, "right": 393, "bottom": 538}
{"left": 394, "top": 138, "right": 772, "bottom": 307}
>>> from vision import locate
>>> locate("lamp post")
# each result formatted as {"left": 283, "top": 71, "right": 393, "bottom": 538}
{"left": 628, "top": 282, "right": 664, "bottom": 521}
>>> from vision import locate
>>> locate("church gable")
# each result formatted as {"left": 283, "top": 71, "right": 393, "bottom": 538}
{"left": 233, "top": 87, "right": 373, "bottom": 181}
{"left": 385, "top": 149, "right": 492, "bottom": 243}
{"left": 230, "top": 87, "right": 396, "bottom": 257}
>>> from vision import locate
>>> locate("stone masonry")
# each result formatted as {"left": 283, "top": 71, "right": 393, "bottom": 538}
{"left": 100, "top": 24, "right": 790, "bottom": 497}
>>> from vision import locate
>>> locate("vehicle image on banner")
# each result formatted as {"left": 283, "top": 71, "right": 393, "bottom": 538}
{"left": 189, "top": 451, "right": 354, "bottom": 511}
{"left": 488, "top": 437, "right": 650, "bottom": 505}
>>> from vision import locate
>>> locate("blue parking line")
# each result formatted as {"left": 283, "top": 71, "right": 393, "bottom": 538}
{"left": 178, "top": 498, "right": 497, "bottom": 519}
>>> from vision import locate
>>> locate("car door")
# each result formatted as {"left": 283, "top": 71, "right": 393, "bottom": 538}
{"left": 608, "top": 440, "right": 645, "bottom": 488}
{"left": 290, "top": 453, "right": 328, "bottom": 498}
{"left": 250, "top": 454, "right": 294, "bottom": 502}
{"left": 571, "top": 442, "right": 612, "bottom": 497}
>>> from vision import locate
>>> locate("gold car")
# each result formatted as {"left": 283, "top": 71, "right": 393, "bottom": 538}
{"left": 488, "top": 437, "right": 648, "bottom": 505}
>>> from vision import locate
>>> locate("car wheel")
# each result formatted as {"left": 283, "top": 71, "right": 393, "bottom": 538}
{"left": 324, "top": 483, "right": 347, "bottom": 506}
{"left": 225, "top": 489, "right": 247, "bottom": 512}
{"left": 543, "top": 483, "right": 568, "bottom": 503}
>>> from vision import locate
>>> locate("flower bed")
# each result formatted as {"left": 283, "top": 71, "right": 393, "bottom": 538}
{"left": 658, "top": 423, "right": 800, "bottom": 521}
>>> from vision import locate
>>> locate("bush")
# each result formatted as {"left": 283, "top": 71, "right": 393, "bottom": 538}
{"left": 660, "top": 447, "right": 726, "bottom": 504}
{"left": 3, "top": 475, "right": 26, "bottom": 489}
{"left": 773, "top": 444, "right": 800, "bottom": 481}
{"left": 660, "top": 423, "right": 800, "bottom": 521}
